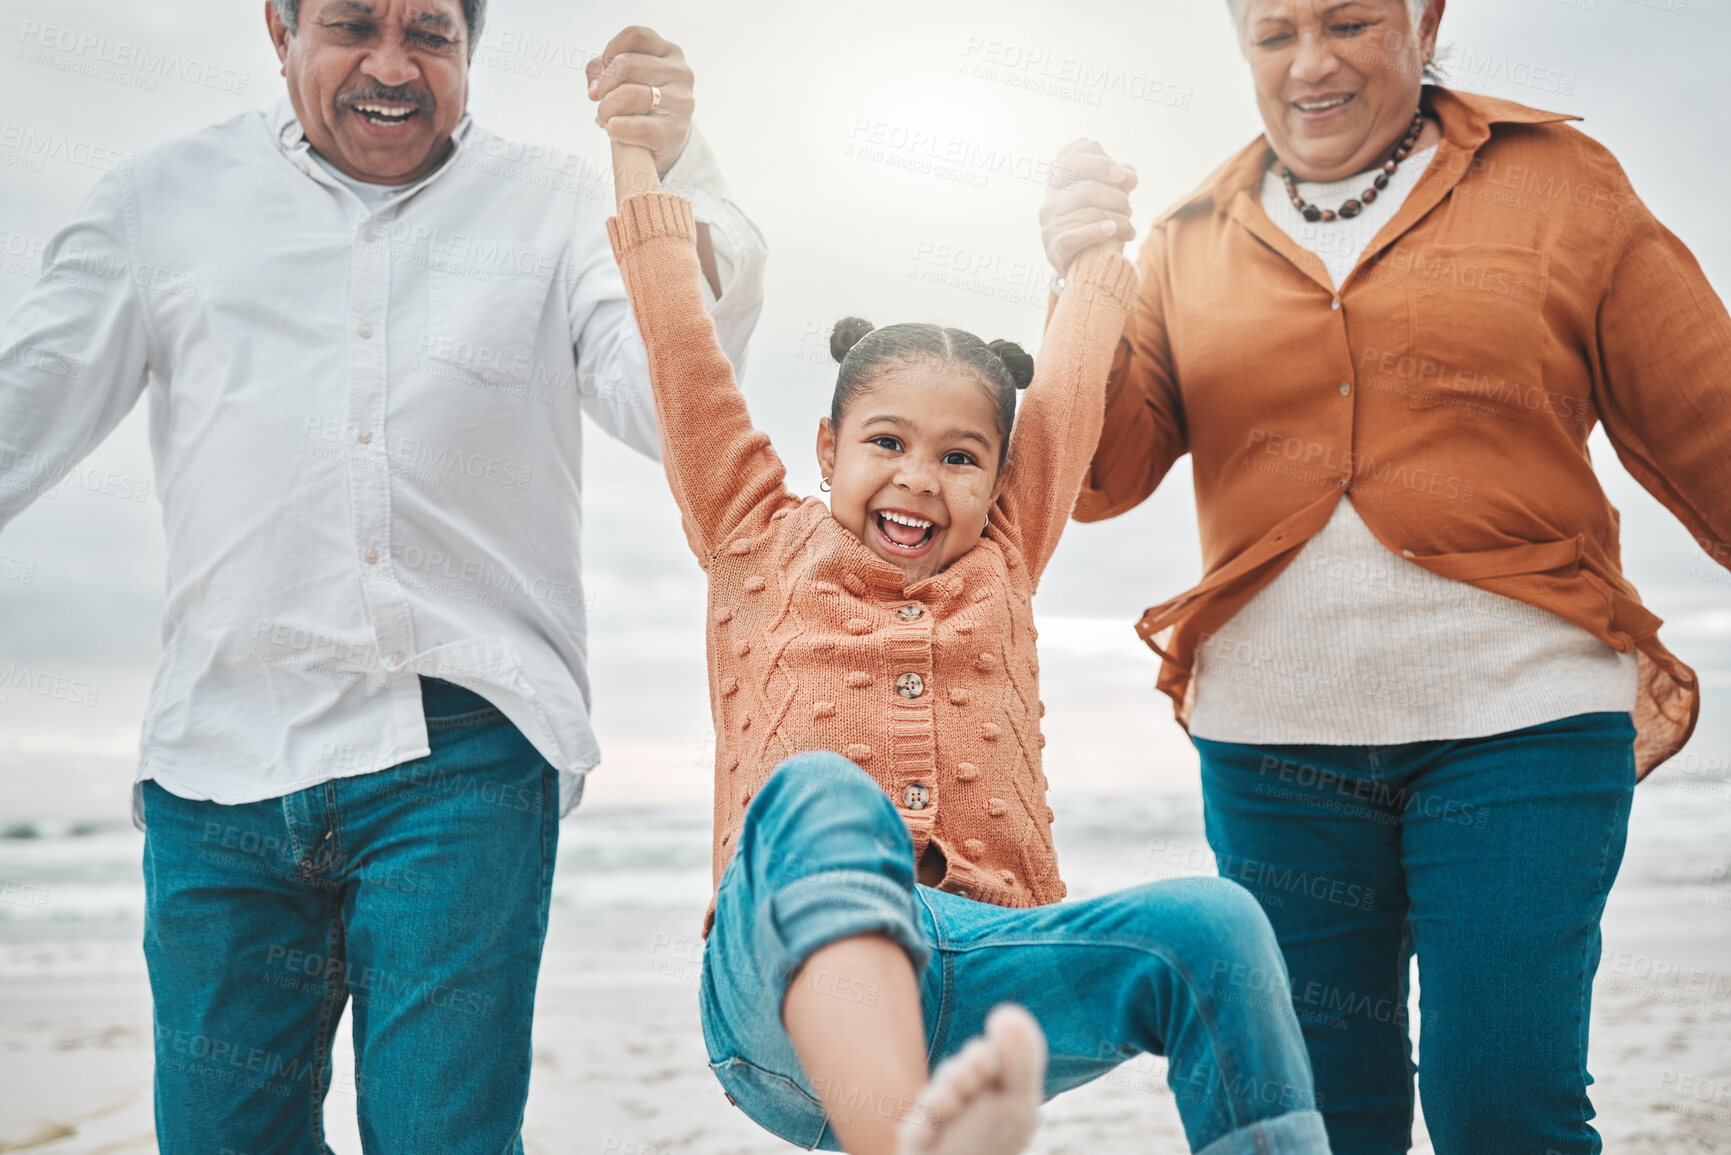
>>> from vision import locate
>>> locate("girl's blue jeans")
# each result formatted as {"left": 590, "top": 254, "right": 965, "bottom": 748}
{"left": 1195, "top": 711, "right": 1638, "bottom": 1155}
{"left": 699, "top": 752, "right": 1332, "bottom": 1154}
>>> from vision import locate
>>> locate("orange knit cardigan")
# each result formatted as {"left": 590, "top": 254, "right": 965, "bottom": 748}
{"left": 607, "top": 193, "right": 1138, "bottom": 926}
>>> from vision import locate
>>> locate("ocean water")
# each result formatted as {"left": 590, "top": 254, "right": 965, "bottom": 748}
{"left": 3, "top": 772, "right": 1727, "bottom": 981}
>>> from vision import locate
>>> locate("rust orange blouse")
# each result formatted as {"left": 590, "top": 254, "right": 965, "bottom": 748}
{"left": 1078, "top": 86, "right": 1731, "bottom": 777}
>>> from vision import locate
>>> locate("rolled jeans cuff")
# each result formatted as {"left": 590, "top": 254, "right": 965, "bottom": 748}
{"left": 1195, "top": 1109, "right": 1332, "bottom": 1155}
{"left": 756, "top": 868, "right": 930, "bottom": 1000}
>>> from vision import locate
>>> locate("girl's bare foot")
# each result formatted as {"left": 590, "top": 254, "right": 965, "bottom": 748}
{"left": 898, "top": 1004, "right": 1046, "bottom": 1155}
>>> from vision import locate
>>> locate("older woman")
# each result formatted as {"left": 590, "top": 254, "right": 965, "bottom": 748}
{"left": 1038, "top": 0, "right": 1731, "bottom": 1152}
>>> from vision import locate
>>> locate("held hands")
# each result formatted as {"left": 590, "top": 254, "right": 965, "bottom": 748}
{"left": 1040, "top": 140, "right": 1138, "bottom": 276}
{"left": 587, "top": 26, "right": 691, "bottom": 206}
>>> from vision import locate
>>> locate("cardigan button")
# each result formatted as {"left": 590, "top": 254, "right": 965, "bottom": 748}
{"left": 902, "top": 783, "right": 931, "bottom": 810}
{"left": 1339, "top": 381, "right": 1353, "bottom": 397}
{"left": 896, "top": 672, "right": 926, "bottom": 699}
{"left": 897, "top": 605, "right": 925, "bottom": 622}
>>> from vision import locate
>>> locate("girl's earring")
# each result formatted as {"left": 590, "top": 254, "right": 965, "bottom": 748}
{"left": 820, "top": 477, "right": 833, "bottom": 492}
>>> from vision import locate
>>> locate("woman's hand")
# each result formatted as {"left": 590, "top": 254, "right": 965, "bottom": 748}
{"left": 1040, "top": 140, "right": 1138, "bottom": 275}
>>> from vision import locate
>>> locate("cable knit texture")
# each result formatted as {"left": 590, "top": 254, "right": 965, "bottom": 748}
{"left": 607, "top": 193, "right": 1137, "bottom": 931}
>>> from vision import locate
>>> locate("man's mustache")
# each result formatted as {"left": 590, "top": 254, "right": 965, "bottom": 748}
{"left": 337, "top": 84, "right": 433, "bottom": 112}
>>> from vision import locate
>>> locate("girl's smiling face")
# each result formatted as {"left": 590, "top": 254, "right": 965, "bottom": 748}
{"left": 816, "top": 358, "right": 1012, "bottom": 586}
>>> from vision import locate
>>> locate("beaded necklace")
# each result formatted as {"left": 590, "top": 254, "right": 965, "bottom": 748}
{"left": 1279, "top": 109, "right": 1427, "bottom": 223}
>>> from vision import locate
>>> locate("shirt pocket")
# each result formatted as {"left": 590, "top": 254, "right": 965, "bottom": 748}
{"left": 1377, "top": 243, "right": 1551, "bottom": 423}
{"left": 423, "top": 265, "right": 559, "bottom": 399}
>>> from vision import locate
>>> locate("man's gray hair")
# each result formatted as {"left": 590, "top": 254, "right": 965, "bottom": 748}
{"left": 1227, "top": 0, "right": 1432, "bottom": 26}
{"left": 271, "top": 0, "right": 488, "bottom": 45}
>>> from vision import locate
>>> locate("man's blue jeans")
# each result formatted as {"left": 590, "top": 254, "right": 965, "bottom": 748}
{"left": 1195, "top": 711, "right": 1638, "bottom": 1155}
{"left": 141, "top": 679, "right": 559, "bottom": 1154}
{"left": 699, "top": 752, "right": 1332, "bottom": 1154}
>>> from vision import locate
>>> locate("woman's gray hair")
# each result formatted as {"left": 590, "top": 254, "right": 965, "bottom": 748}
{"left": 271, "top": 0, "right": 488, "bottom": 45}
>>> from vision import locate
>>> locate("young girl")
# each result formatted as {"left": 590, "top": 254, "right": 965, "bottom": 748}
{"left": 605, "top": 145, "right": 1330, "bottom": 1155}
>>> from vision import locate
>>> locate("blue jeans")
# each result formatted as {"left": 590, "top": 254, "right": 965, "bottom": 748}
{"left": 1195, "top": 711, "right": 1638, "bottom": 1155}
{"left": 141, "top": 679, "right": 559, "bottom": 1154}
{"left": 699, "top": 753, "right": 1331, "bottom": 1154}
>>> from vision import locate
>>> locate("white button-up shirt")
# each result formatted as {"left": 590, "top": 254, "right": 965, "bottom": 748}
{"left": 0, "top": 100, "right": 766, "bottom": 817}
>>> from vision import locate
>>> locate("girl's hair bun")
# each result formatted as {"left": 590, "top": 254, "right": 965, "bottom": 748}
{"left": 830, "top": 317, "right": 876, "bottom": 364}
{"left": 989, "top": 340, "right": 1036, "bottom": 391}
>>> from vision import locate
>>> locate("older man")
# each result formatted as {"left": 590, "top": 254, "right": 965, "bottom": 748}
{"left": 0, "top": 0, "right": 763, "bottom": 1148}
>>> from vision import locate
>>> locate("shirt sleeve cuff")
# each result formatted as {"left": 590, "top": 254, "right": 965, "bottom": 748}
{"left": 606, "top": 193, "right": 697, "bottom": 260}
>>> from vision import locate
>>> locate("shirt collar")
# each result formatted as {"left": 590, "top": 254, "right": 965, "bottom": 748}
{"left": 1158, "top": 85, "right": 1582, "bottom": 228}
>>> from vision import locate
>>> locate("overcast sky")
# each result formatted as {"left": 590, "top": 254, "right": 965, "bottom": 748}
{"left": 1, "top": 0, "right": 1727, "bottom": 819}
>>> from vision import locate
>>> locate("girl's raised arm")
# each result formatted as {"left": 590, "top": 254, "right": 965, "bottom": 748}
{"left": 606, "top": 143, "right": 791, "bottom": 563}
{"left": 992, "top": 245, "right": 1140, "bottom": 585}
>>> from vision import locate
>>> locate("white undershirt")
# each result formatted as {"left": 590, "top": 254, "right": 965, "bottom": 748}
{"left": 310, "top": 150, "right": 405, "bottom": 211}
{"left": 1185, "top": 146, "right": 1638, "bottom": 745}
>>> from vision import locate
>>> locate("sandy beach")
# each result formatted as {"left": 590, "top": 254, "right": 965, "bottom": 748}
{"left": 3, "top": 771, "right": 1729, "bottom": 1155}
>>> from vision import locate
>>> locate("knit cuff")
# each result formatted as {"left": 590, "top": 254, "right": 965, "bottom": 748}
{"left": 606, "top": 192, "right": 697, "bottom": 260}
{"left": 1064, "top": 246, "right": 1140, "bottom": 311}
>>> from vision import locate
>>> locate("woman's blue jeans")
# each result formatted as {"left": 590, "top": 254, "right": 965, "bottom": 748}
{"left": 140, "top": 679, "right": 559, "bottom": 1154}
{"left": 699, "top": 752, "right": 1332, "bottom": 1154}
{"left": 1195, "top": 711, "right": 1638, "bottom": 1155}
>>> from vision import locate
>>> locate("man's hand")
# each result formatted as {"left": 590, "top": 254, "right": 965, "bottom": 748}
{"left": 1040, "top": 140, "right": 1138, "bottom": 276}
{"left": 587, "top": 26, "right": 695, "bottom": 177}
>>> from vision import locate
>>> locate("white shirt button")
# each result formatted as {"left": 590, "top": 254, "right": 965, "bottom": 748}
{"left": 362, "top": 229, "right": 378, "bottom": 245}
{"left": 357, "top": 430, "right": 373, "bottom": 444}
{"left": 896, "top": 672, "right": 925, "bottom": 699}
{"left": 358, "top": 323, "right": 374, "bottom": 340}
{"left": 390, "top": 652, "right": 405, "bottom": 668}
{"left": 364, "top": 548, "right": 379, "bottom": 565}
{"left": 902, "top": 783, "right": 930, "bottom": 810}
